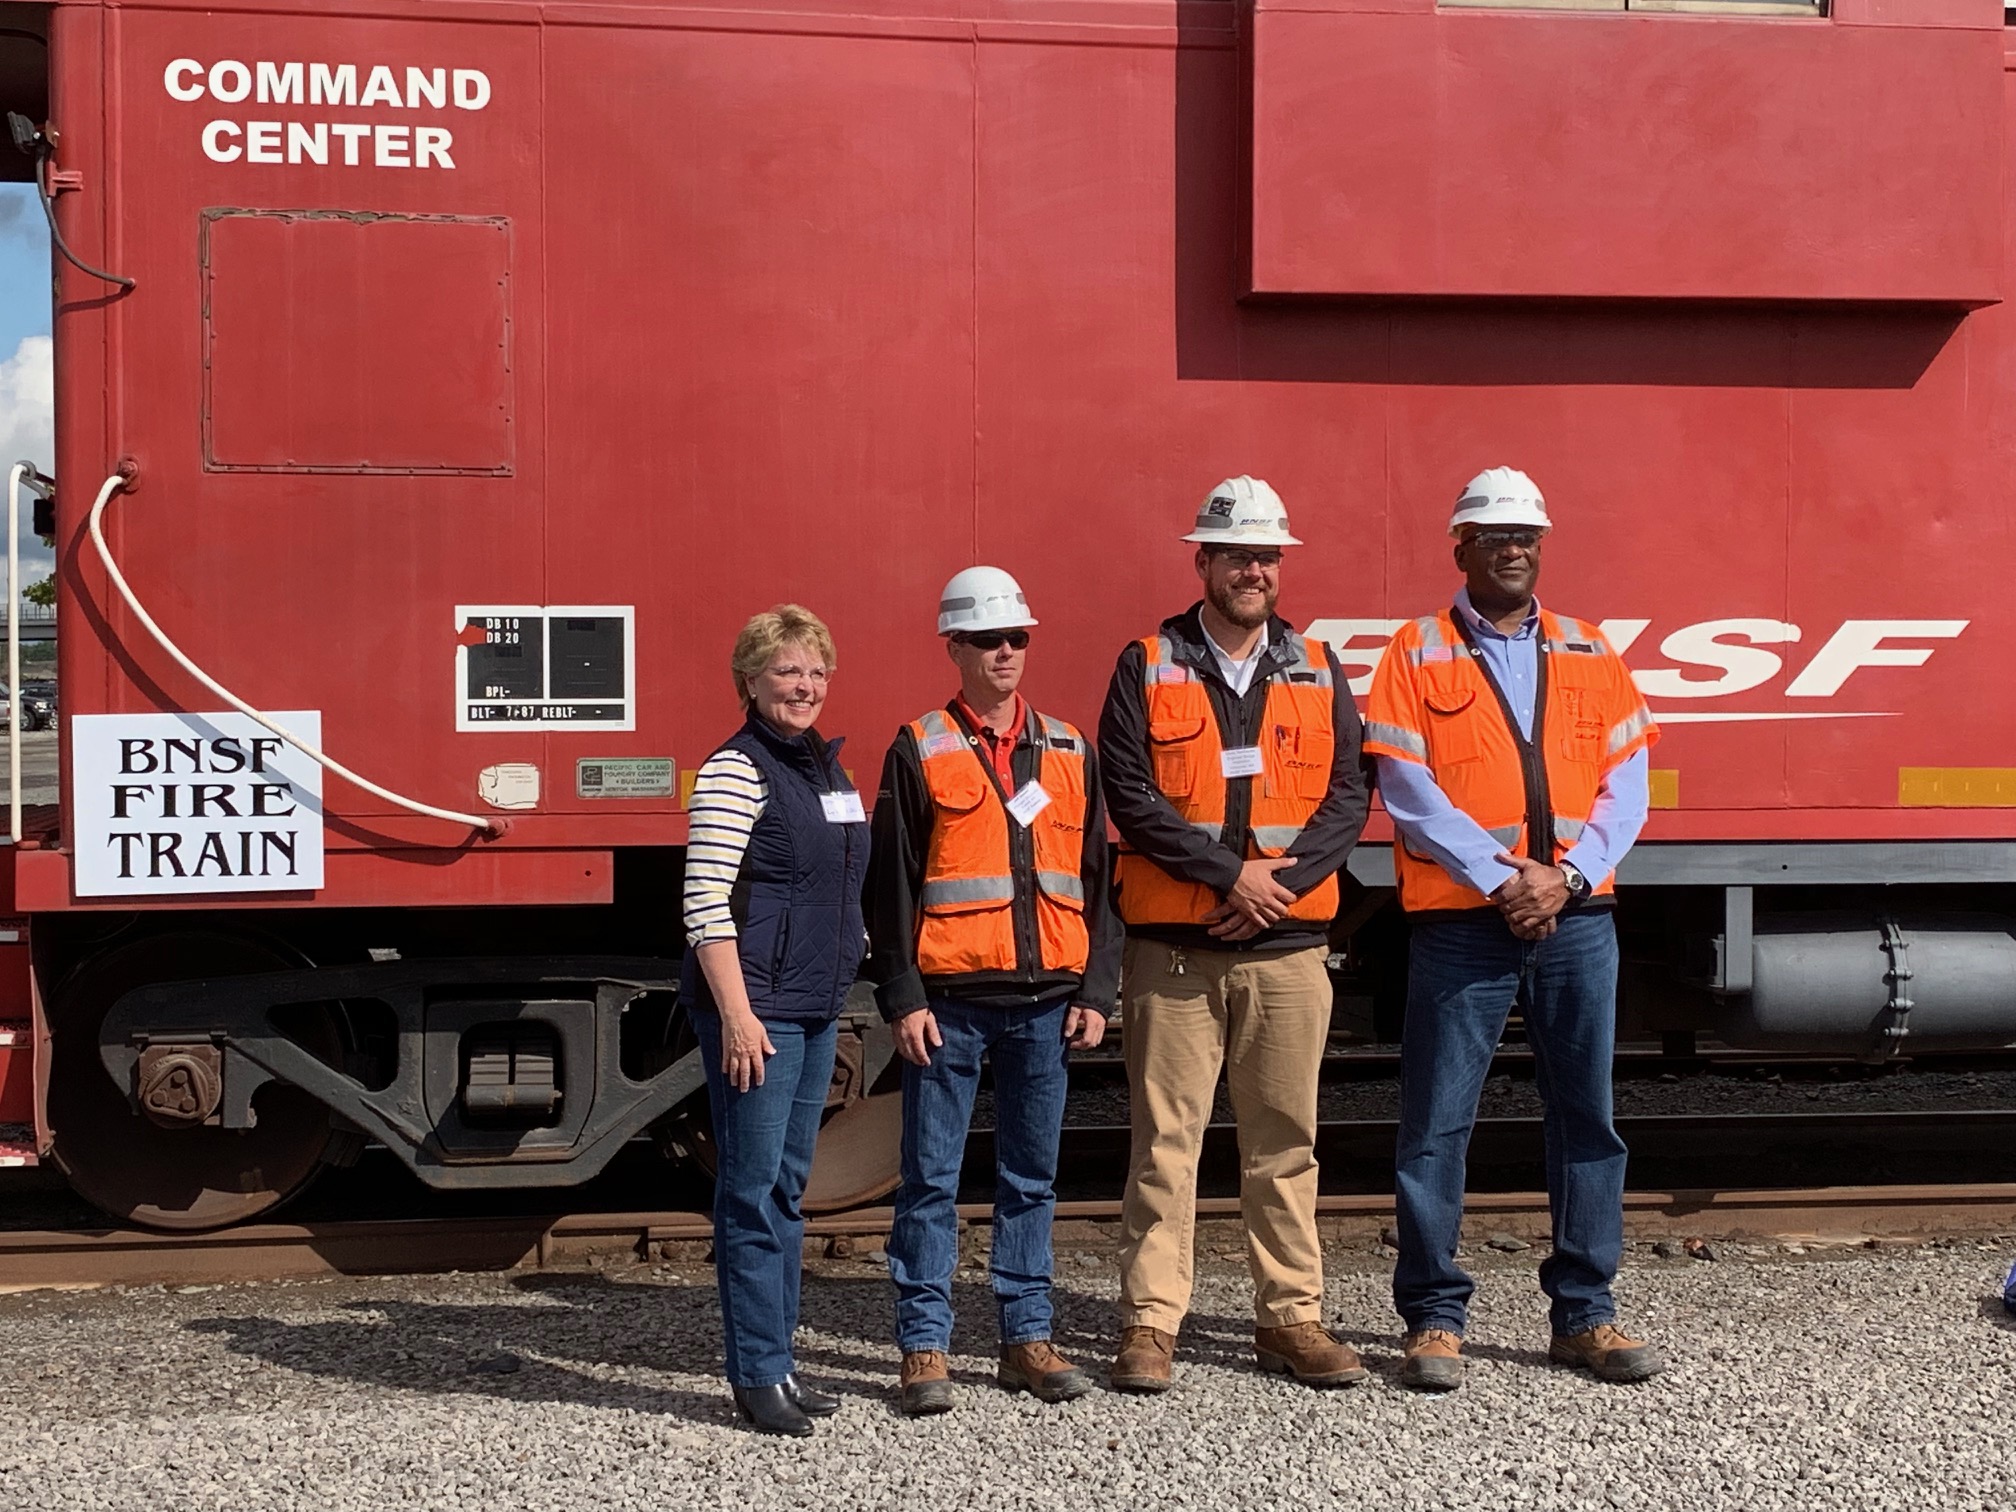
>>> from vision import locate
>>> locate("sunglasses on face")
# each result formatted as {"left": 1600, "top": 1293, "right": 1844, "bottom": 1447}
{"left": 1467, "top": 529, "right": 1542, "bottom": 552}
{"left": 1209, "top": 549, "right": 1284, "bottom": 572}
{"left": 954, "top": 630, "right": 1030, "bottom": 652}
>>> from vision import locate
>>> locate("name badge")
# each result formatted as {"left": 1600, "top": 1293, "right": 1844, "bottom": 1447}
{"left": 1220, "top": 746, "right": 1265, "bottom": 779}
{"left": 820, "top": 791, "right": 866, "bottom": 824}
{"left": 1005, "top": 780, "right": 1053, "bottom": 828}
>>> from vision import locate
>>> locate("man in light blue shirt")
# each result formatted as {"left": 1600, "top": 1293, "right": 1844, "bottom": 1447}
{"left": 1363, "top": 466, "right": 1665, "bottom": 1393}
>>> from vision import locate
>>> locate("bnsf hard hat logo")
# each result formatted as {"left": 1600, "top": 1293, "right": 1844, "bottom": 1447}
{"left": 161, "top": 58, "right": 491, "bottom": 170}
{"left": 1308, "top": 615, "right": 1967, "bottom": 720}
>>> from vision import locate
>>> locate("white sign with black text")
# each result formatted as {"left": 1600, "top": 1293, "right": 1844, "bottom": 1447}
{"left": 71, "top": 712, "right": 326, "bottom": 897}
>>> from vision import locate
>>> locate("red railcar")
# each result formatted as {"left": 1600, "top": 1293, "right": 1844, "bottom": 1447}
{"left": 0, "top": 0, "right": 2010, "bottom": 1228}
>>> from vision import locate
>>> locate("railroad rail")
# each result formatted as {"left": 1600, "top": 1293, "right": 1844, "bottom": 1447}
{"left": 2, "top": 1185, "right": 2013, "bottom": 1292}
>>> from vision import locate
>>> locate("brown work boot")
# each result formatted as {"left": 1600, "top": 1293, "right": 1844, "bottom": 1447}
{"left": 898, "top": 1350, "right": 956, "bottom": 1415}
{"left": 1549, "top": 1323, "right": 1666, "bottom": 1384}
{"left": 1110, "top": 1325, "right": 1176, "bottom": 1393}
{"left": 1400, "top": 1328, "right": 1464, "bottom": 1392}
{"left": 1252, "top": 1321, "right": 1369, "bottom": 1387}
{"left": 998, "top": 1340, "right": 1094, "bottom": 1403}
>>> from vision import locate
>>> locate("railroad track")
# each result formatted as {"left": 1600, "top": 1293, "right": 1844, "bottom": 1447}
{"left": 3, "top": 1109, "right": 2014, "bottom": 1290}
{"left": 2, "top": 1184, "right": 2013, "bottom": 1292}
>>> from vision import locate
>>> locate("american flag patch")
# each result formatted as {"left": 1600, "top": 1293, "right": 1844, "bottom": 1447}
{"left": 922, "top": 732, "right": 966, "bottom": 757}
{"left": 1419, "top": 646, "right": 1453, "bottom": 664}
{"left": 1153, "top": 664, "right": 1191, "bottom": 683}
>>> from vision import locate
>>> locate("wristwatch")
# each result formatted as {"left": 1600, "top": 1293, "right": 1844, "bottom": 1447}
{"left": 1559, "top": 861, "right": 1591, "bottom": 901}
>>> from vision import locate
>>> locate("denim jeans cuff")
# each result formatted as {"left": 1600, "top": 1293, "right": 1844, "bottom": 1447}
{"left": 1554, "top": 1310, "right": 1615, "bottom": 1337}
{"left": 729, "top": 1369, "right": 792, "bottom": 1389}
{"left": 897, "top": 1335, "right": 953, "bottom": 1355}
{"left": 1001, "top": 1329, "right": 1051, "bottom": 1348}
{"left": 1400, "top": 1314, "right": 1467, "bottom": 1336}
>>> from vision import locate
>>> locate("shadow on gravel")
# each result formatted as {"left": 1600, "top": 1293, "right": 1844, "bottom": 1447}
{"left": 1978, "top": 1295, "right": 2016, "bottom": 1333}
{"left": 188, "top": 1273, "right": 749, "bottom": 1427}
{"left": 184, "top": 1268, "right": 1567, "bottom": 1424}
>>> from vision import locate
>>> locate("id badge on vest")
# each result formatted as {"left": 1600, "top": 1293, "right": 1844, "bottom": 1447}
{"left": 1004, "top": 780, "right": 1052, "bottom": 828}
{"left": 1220, "top": 746, "right": 1265, "bottom": 779}
{"left": 820, "top": 790, "right": 866, "bottom": 824}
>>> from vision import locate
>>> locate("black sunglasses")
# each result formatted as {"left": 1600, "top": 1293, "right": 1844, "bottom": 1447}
{"left": 955, "top": 630, "right": 1031, "bottom": 652}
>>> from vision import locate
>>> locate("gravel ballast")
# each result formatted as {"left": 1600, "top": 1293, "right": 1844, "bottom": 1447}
{"left": 0, "top": 1242, "right": 2010, "bottom": 1511}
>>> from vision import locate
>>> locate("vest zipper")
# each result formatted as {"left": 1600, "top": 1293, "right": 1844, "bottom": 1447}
{"left": 1448, "top": 611, "right": 1557, "bottom": 868}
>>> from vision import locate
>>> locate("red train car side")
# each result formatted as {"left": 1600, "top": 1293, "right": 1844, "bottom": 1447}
{"left": 1, "top": 0, "right": 2011, "bottom": 1226}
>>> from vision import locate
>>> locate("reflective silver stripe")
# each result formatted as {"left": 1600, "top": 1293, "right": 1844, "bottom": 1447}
{"left": 1037, "top": 714, "right": 1085, "bottom": 753}
{"left": 916, "top": 708, "right": 957, "bottom": 741}
{"left": 1251, "top": 824, "right": 1305, "bottom": 850}
{"left": 1291, "top": 635, "right": 1334, "bottom": 688}
{"left": 1486, "top": 824, "right": 1522, "bottom": 848}
{"left": 920, "top": 875, "right": 1014, "bottom": 908}
{"left": 1607, "top": 705, "right": 1654, "bottom": 755}
{"left": 1364, "top": 720, "right": 1426, "bottom": 760}
{"left": 1413, "top": 614, "right": 1446, "bottom": 648}
{"left": 1554, "top": 816, "right": 1585, "bottom": 843}
{"left": 1141, "top": 635, "right": 1194, "bottom": 689}
{"left": 1190, "top": 820, "right": 1224, "bottom": 842}
{"left": 1036, "top": 870, "right": 1085, "bottom": 902}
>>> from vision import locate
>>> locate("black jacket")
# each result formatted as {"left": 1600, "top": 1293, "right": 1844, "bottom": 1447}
{"left": 1096, "top": 605, "right": 1370, "bottom": 951}
{"left": 866, "top": 699, "right": 1124, "bottom": 1021}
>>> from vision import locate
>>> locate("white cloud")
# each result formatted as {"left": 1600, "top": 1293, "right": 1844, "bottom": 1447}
{"left": 0, "top": 335, "right": 56, "bottom": 589}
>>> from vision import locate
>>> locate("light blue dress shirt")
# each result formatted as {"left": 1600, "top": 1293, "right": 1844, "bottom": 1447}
{"left": 1376, "top": 590, "right": 1650, "bottom": 898}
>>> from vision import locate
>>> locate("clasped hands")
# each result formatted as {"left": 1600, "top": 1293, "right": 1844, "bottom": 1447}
{"left": 1491, "top": 851, "right": 1569, "bottom": 941}
{"left": 1202, "top": 856, "right": 1299, "bottom": 941}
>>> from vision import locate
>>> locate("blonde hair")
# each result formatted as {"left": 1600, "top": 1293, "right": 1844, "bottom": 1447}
{"left": 732, "top": 604, "right": 837, "bottom": 709}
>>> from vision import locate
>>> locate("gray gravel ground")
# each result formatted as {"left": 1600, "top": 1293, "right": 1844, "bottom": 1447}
{"left": 0, "top": 1241, "right": 2011, "bottom": 1511}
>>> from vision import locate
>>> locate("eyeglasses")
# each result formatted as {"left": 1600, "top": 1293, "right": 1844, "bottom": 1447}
{"left": 1466, "top": 528, "right": 1542, "bottom": 551}
{"left": 1209, "top": 549, "right": 1284, "bottom": 572}
{"left": 954, "top": 630, "right": 1030, "bottom": 652}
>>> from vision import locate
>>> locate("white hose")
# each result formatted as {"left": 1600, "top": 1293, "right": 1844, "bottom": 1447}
{"left": 6, "top": 461, "right": 28, "bottom": 844}
{"left": 86, "top": 471, "right": 501, "bottom": 835}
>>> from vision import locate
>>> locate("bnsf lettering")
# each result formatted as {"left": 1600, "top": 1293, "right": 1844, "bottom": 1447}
{"left": 1306, "top": 616, "right": 1971, "bottom": 704}
{"left": 163, "top": 58, "right": 488, "bottom": 171}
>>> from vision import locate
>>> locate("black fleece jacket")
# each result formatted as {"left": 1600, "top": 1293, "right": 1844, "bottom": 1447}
{"left": 1096, "top": 604, "right": 1370, "bottom": 951}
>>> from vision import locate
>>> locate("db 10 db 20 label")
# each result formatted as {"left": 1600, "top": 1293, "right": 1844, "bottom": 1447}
{"left": 576, "top": 757, "right": 675, "bottom": 798}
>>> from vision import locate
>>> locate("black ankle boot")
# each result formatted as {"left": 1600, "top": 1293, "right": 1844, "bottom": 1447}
{"left": 731, "top": 1384, "right": 814, "bottom": 1437}
{"left": 781, "top": 1372, "right": 840, "bottom": 1417}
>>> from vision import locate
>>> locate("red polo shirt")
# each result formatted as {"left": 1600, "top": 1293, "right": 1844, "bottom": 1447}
{"left": 956, "top": 693, "right": 1025, "bottom": 787}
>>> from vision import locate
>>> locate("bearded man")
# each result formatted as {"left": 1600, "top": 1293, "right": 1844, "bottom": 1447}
{"left": 1096, "top": 476, "right": 1370, "bottom": 1393}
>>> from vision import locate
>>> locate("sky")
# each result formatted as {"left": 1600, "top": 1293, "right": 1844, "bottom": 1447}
{"left": 0, "top": 180, "right": 57, "bottom": 589}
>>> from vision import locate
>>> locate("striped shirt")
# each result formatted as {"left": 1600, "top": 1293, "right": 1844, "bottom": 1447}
{"left": 683, "top": 749, "right": 769, "bottom": 946}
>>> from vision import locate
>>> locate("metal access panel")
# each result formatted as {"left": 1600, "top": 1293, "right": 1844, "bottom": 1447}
{"left": 202, "top": 208, "right": 514, "bottom": 474}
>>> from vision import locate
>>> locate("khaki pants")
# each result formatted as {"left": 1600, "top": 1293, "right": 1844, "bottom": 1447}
{"left": 1117, "top": 938, "right": 1331, "bottom": 1333}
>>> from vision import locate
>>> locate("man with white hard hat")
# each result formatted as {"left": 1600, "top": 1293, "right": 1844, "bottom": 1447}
{"left": 1098, "top": 477, "right": 1371, "bottom": 1393}
{"left": 867, "top": 565, "right": 1121, "bottom": 1415}
{"left": 1364, "top": 466, "right": 1663, "bottom": 1392}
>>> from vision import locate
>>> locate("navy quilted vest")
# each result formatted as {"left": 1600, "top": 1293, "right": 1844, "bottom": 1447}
{"left": 680, "top": 716, "right": 869, "bottom": 1023}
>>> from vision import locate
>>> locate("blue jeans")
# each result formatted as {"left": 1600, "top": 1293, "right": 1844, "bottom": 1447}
{"left": 691, "top": 1011, "right": 837, "bottom": 1388}
{"left": 1393, "top": 908, "right": 1627, "bottom": 1337}
{"left": 888, "top": 996, "right": 1071, "bottom": 1352}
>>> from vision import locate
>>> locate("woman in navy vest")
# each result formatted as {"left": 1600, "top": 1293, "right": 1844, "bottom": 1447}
{"left": 680, "top": 604, "right": 870, "bottom": 1436}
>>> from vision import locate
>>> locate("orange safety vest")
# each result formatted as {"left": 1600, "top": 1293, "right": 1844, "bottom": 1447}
{"left": 909, "top": 706, "right": 1091, "bottom": 978}
{"left": 1362, "top": 607, "right": 1658, "bottom": 914}
{"left": 1113, "top": 633, "right": 1341, "bottom": 927}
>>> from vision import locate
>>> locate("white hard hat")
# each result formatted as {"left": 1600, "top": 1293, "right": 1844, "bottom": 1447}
{"left": 1449, "top": 466, "right": 1552, "bottom": 537}
{"left": 1181, "top": 475, "right": 1303, "bottom": 547}
{"left": 937, "top": 565, "right": 1038, "bottom": 636}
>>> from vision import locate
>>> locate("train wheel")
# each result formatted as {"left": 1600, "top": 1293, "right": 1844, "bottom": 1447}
{"left": 662, "top": 1007, "right": 904, "bottom": 1214}
{"left": 48, "top": 931, "right": 338, "bottom": 1231}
